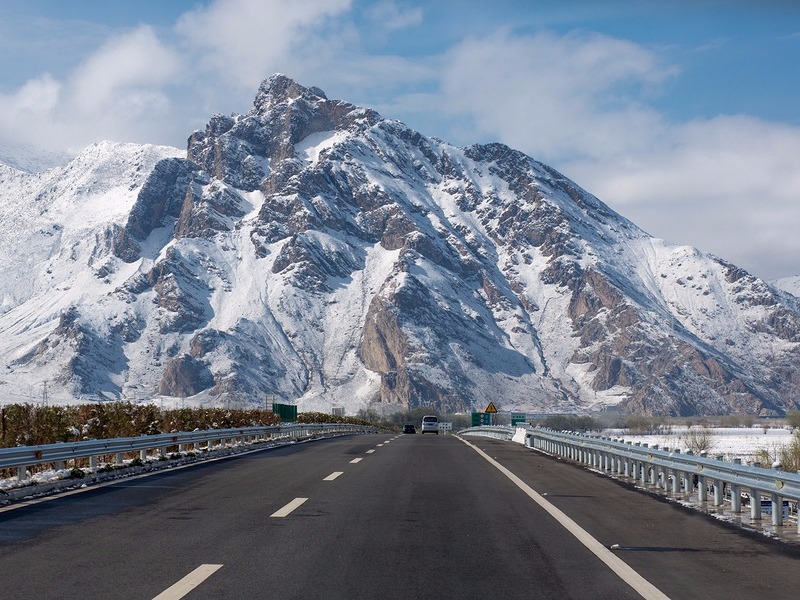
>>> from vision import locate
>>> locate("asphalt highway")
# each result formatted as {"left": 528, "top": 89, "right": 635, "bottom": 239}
{"left": 1, "top": 432, "right": 800, "bottom": 599}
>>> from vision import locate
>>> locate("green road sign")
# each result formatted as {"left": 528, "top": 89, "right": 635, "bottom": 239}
{"left": 472, "top": 412, "right": 491, "bottom": 426}
{"left": 272, "top": 402, "right": 297, "bottom": 422}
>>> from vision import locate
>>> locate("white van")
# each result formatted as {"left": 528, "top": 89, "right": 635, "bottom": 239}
{"left": 421, "top": 415, "right": 439, "bottom": 434}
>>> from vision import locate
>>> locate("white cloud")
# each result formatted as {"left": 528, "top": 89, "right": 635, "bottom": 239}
{"left": 68, "top": 26, "right": 181, "bottom": 115}
{"left": 565, "top": 115, "right": 800, "bottom": 279}
{"left": 0, "top": 26, "right": 182, "bottom": 154}
{"left": 175, "top": 0, "right": 351, "bottom": 89}
{"left": 0, "top": 4, "right": 797, "bottom": 279}
{"left": 0, "top": 75, "right": 61, "bottom": 141}
{"left": 433, "top": 30, "right": 800, "bottom": 279}
{"left": 438, "top": 30, "right": 677, "bottom": 161}
{"left": 368, "top": 1, "right": 423, "bottom": 30}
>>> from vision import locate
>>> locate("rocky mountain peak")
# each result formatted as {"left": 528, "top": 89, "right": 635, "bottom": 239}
{"left": 254, "top": 73, "right": 328, "bottom": 112}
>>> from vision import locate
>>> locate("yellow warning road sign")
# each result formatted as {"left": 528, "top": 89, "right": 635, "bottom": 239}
{"left": 484, "top": 402, "right": 498, "bottom": 413}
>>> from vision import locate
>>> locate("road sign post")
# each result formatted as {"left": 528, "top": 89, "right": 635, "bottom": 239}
{"left": 484, "top": 402, "right": 497, "bottom": 426}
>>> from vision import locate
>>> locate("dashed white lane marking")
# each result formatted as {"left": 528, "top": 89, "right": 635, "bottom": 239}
{"left": 350, "top": 458, "right": 363, "bottom": 464}
{"left": 366, "top": 449, "right": 376, "bottom": 454}
{"left": 270, "top": 497, "right": 308, "bottom": 518}
{"left": 324, "top": 472, "right": 343, "bottom": 481}
{"left": 458, "top": 437, "right": 671, "bottom": 600}
{"left": 152, "top": 564, "right": 223, "bottom": 600}
{"left": 377, "top": 444, "right": 384, "bottom": 447}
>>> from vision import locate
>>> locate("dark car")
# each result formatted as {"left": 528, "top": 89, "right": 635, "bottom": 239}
{"left": 403, "top": 424, "right": 416, "bottom": 434}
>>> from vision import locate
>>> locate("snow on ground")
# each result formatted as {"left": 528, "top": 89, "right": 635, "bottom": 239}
{"left": 603, "top": 426, "right": 796, "bottom": 463}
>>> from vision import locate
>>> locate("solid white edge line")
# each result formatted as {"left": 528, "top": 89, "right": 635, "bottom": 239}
{"left": 324, "top": 472, "right": 344, "bottom": 481}
{"left": 152, "top": 564, "right": 223, "bottom": 600}
{"left": 457, "top": 437, "right": 671, "bottom": 600}
{"left": 270, "top": 497, "right": 308, "bottom": 518}
{"left": 350, "top": 458, "right": 363, "bottom": 464}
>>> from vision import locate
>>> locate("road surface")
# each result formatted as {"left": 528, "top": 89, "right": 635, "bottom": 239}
{"left": 1, "top": 432, "right": 799, "bottom": 599}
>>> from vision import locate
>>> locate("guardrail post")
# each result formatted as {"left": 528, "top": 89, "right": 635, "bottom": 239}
{"left": 731, "top": 484, "right": 742, "bottom": 513}
{"left": 771, "top": 493, "right": 784, "bottom": 526}
{"left": 698, "top": 475, "right": 707, "bottom": 503}
{"left": 751, "top": 490, "right": 762, "bottom": 521}
{"left": 730, "top": 458, "right": 742, "bottom": 512}
{"left": 140, "top": 449, "right": 147, "bottom": 462}
{"left": 90, "top": 456, "right": 98, "bottom": 470}
{"left": 713, "top": 479, "right": 723, "bottom": 507}
{"left": 17, "top": 465, "right": 26, "bottom": 482}
{"left": 116, "top": 452, "right": 124, "bottom": 466}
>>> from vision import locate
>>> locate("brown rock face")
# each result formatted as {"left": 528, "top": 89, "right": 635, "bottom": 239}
{"left": 158, "top": 355, "right": 214, "bottom": 397}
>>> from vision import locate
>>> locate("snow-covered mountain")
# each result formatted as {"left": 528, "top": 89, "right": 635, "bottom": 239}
{"left": 1, "top": 75, "right": 798, "bottom": 416}
{"left": 0, "top": 142, "right": 71, "bottom": 174}
{"left": 775, "top": 276, "right": 800, "bottom": 298}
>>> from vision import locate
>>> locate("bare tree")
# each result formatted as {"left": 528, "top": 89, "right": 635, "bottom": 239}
{"left": 681, "top": 427, "right": 715, "bottom": 454}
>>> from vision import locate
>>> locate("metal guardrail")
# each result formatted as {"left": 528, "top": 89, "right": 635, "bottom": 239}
{"left": 457, "top": 425, "right": 516, "bottom": 441}
{"left": 0, "top": 423, "right": 374, "bottom": 483}
{"left": 524, "top": 427, "right": 800, "bottom": 532}
{"left": 456, "top": 424, "right": 800, "bottom": 533}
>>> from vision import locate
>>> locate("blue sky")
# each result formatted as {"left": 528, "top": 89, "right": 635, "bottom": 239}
{"left": 1, "top": 0, "right": 798, "bottom": 280}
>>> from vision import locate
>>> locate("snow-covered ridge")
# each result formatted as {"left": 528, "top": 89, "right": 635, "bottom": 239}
{"left": 774, "top": 276, "right": 800, "bottom": 298}
{"left": 0, "top": 142, "right": 71, "bottom": 174}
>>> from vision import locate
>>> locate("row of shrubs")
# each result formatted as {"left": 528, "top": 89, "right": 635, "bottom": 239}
{"left": 0, "top": 403, "right": 372, "bottom": 449}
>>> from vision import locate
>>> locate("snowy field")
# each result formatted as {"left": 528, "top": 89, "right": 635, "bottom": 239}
{"left": 602, "top": 426, "right": 796, "bottom": 464}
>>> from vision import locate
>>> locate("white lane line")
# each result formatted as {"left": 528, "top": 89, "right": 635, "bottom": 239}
{"left": 152, "top": 564, "right": 223, "bottom": 600}
{"left": 377, "top": 444, "right": 384, "bottom": 447}
{"left": 366, "top": 449, "right": 376, "bottom": 454}
{"left": 458, "top": 437, "right": 671, "bottom": 600}
{"left": 350, "top": 458, "right": 363, "bottom": 464}
{"left": 270, "top": 497, "right": 308, "bottom": 518}
{"left": 324, "top": 472, "right": 343, "bottom": 481}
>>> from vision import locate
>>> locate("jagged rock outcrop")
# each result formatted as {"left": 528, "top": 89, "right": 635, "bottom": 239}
{"left": 0, "top": 75, "right": 798, "bottom": 416}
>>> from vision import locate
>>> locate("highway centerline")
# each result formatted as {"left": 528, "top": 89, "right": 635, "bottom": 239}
{"left": 458, "top": 436, "right": 671, "bottom": 600}
{"left": 151, "top": 564, "right": 222, "bottom": 600}
{"left": 270, "top": 497, "right": 308, "bottom": 518}
{"left": 324, "top": 472, "right": 343, "bottom": 481}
